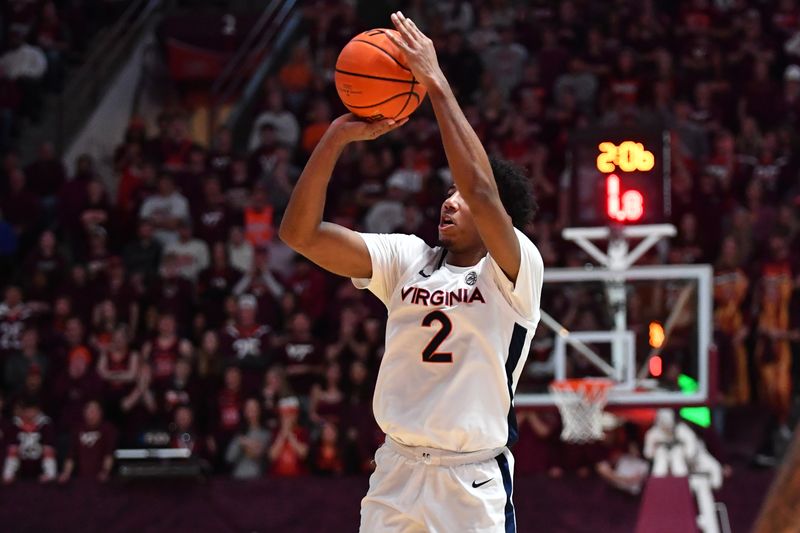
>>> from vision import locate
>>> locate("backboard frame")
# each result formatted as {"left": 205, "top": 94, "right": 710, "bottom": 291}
{"left": 516, "top": 263, "right": 713, "bottom": 407}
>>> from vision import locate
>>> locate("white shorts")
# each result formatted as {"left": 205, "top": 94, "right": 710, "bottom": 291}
{"left": 360, "top": 437, "right": 516, "bottom": 533}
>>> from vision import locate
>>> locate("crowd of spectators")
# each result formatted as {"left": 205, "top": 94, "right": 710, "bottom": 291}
{"left": 0, "top": 0, "right": 799, "bottom": 483}
{"left": 0, "top": 0, "right": 128, "bottom": 151}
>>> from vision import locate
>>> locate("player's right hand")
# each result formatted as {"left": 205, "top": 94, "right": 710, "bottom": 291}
{"left": 326, "top": 113, "right": 408, "bottom": 145}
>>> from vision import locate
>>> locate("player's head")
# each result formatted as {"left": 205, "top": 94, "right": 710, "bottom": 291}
{"left": 438, "top": 157, "right": 537, "bottom": 252}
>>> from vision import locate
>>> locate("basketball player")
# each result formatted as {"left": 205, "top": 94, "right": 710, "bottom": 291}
{"left": 280, "top": 12, "right": 541, "bottom": 532}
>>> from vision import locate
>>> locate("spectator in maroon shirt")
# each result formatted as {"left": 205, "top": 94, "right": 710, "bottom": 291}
{"left": 58, "top": 400, "right": 117, "bottom": 483}
{"left": 209, "top": 126, "right": 235, "bottom": 182}
{"left": 2, "top": 397, "right": 57, "bottom": 484}
{"left": 209, "top": 365, "right": 244, "bottom": 463}
{"left": 159, "top": 357, "right": 201, "bottom": 423}
{"left": 57, "top": 265, "right": 93, "bottom": 323}
{"left": 78, "top": 179, "right": 113, "bottom": 254}
{"left": 232, "top": 246, "right": 285, "bottom": 326}
{"left": 309, "top": 362, "right": 344, "bottom": 427}
{"left": 219, "top": 294, "right": 272, "bottom": 396}
{"left": 224, "top": 157, "right": 254, "bottom": 211}
{"left": 261, "top": 365, "right": 293, "bottom": 432}
{"left": 51, "top": 348, "right": 104, "bottom": 438}
{"left": 141, "top": 313, "right": 193, "bottom": 389}
{"left": 162, "top": 115, "right": 197, "bottom": 173}
{"left": 285, "top": 255, "right": 328, "bottom": 320}
{"left": 310, "top": 421, "right": 344, "bottom": 476}
{"left": 57, "top": 154, "right": 93, "bottom": 240}
{"left": 24, "top": 141, "right": 66, "bottom": 202}
{"left": 198, "top": 243, "right": 239, "bottom": 329}
{"left": 97, "top": 325, "right": 139, "bottom": 422}
{"left": 277, "top": 312, "right": 324, "bottom": 399}
{"left": 89, "top": 299, "right": 120, "bottom": 355}
{"left": 174, "top": 146, "right": 208, "bottom": 207}
{"left": 170, "top": 404, "right": 209, "bottom": 460}
{"left": 120, "top": 364, "right": 158, "bottom": 446}
{"left": 22, "top": 230, "right": 67, "bottom": 296}
{"left": 194, "top": 176, "right": 235, "bottom": 245}
{"left": 148, "top": 254, "right": 196, "bottom": 328}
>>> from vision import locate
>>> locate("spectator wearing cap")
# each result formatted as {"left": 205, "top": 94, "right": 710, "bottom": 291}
{"left": 268, "top": 396, "right": 308, "bottom": 477}
{"left": 225, "top": 398, "right": 271, "bottom": 479}
{"left": 138, "top": 174, "right": 190, "bottom": 246}
{"left": 163, "top": 219, "right": 210, "bottom": 281}
{"left": 58, "top": 400, "right": 117, "bottom": 483}
{"left": 219, "top": 294, "right": 272, "bottom": 396}
{"left": 4, "top": 328, "right": 48, "bottom": 395}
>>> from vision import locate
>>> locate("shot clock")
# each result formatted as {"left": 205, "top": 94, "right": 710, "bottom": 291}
{"left": 566, "top": 125, "right": 670, "bottom": 226}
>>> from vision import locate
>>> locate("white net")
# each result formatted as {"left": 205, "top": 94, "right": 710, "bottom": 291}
{"left": 549, "top": 379, "right": 613, "bottom": 443}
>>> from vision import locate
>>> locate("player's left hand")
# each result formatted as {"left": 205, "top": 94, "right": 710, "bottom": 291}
{"left": 387, "top": 12, "right": 444, "bottom": 89}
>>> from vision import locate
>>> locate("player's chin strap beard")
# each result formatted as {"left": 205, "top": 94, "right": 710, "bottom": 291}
{"left": 418, "top": 249, "right": 448, "bottom": 278}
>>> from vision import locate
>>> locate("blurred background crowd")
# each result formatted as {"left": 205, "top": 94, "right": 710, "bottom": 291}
{"left": 0, "top": 0, "right": 798, "bottom": 489}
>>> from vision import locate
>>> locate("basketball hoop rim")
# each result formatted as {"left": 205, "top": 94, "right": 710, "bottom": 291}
{"left": 549, "top": 377, "right": 615, "bottom": 394}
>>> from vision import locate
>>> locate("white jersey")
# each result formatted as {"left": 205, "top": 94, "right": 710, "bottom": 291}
{"left": 353, "top": 228, "right": 543, "bottom": 452}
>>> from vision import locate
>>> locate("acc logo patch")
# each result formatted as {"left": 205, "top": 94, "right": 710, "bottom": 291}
{"left": 465, "top": 271, "right": 478, "bottom": 286}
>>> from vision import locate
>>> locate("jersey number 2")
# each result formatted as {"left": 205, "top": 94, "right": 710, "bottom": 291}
{"left": 421, "top": 310, "right": 453, "bottom": 363}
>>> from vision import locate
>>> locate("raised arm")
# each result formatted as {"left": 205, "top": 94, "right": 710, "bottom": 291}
{"left": 279, "top": 114, "right": 407, "bottom": 278}
{"left": 387, "top": 12, "right": 521, "bottom": 282}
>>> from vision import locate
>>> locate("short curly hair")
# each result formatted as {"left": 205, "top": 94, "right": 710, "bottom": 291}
{"left": 490, "top": 157, "right": 538, "bottom": 228}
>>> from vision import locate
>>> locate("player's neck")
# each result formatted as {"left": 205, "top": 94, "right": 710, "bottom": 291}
{"left": 445, "top": 246, "right": 487, "bottom": 268}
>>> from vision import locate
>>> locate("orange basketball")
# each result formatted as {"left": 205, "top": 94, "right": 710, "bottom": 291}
{"left": 335, "top": 29, "right": 427, "bottom": 121}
